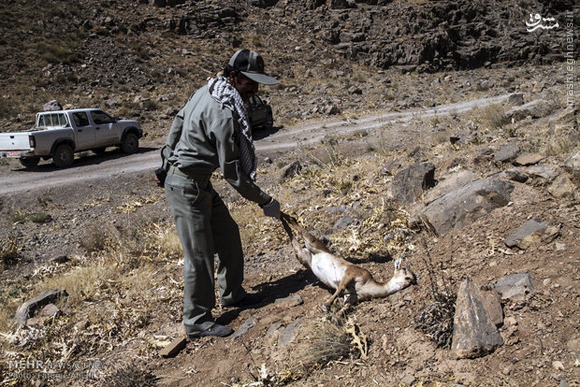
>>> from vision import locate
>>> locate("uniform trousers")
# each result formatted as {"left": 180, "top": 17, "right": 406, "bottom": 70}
{"left": 165, "top": 168, "right": 246, "bottom": 335}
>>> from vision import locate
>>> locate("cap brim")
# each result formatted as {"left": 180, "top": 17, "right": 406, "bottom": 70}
{"left": 241, "top": 71, "right": 279, "bottom": 85}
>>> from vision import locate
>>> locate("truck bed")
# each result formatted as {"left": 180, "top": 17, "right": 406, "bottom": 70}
{"left": 0, "top": 132, "right": 32, "bottom": 152}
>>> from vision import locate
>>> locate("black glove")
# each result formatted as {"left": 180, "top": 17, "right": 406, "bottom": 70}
{"left": 154, "top": 167, "right": 167, "bottom": 188}
{"left": 261, "top": 198, "right": 281, "bottom": 218}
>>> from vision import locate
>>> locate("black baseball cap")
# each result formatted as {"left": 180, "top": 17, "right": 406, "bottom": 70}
{"left": 228, "top": 49, "right": 278, "bottom": 85}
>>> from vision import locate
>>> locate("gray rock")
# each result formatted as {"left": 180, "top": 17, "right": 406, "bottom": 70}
{"left": 494, "top": 144, "right": 520, "bottom": 163}
{"left": 564, "top": 151, "right": 580, "bottom": 171}
{"left": 50, "top": 255, "right": 71, "bottom": 264}
{"left": 525, "top": 164, "right": 560, "bottom": 183}
{"left": 14, "top": 289, "right": 68, "bottom": 325}
{"left": 26, "top": 303, "right": 62, "bottom": 327}
{"left": 329, "top": 0, "right": 356, "bottom": 9}
{"left": 480, "top": 79, "right": 495, "bottom": 89}
{"left": 451, "top": 278, "right": 504, "bottom": 359}
{"left": 278, "top": 319, "right": 302, "bottom": 347}
{"left": 382, "top": 158, "right": 404, "bottom": 176}
{"left": 392, "top": 162, "right": 436, "bottom": 204}
{"left": 548, "top": 175, "right": 576, "bottom": 198}
{"left": 419, "top": 178, "right": 513, "bottom": 235}
{"left": 105, "top": 99, "right": 120, "bottom": 108}
{"left": 231, "top": 316, "right": 256, "bottom": 340}
{"left": 151, "top": 0, "right": 186, "bottom": 7}
{"left": 496, "top": 168, "right": 528, "bottom": 183}
{"left": 423, "top": 170, "right": 478, "bottom": 205}
{"left": 334, "top": 216, "right": 356, "bottom": 229}
{"left": 505, "top": 99, "right": 551, "bottom": 122}
{"left": 505, "top": 219, "right": 560, "bottom": 249}
{"left": 274, "top": 295, "right": 303, "bottom": 308}
{"left": 494, "top": 273, "right": 534, "bottom": 301}
{"left": 43, "top": 100, "right": 62, "bottom": 111}
{"left": 400, "top": 374, "right": 416, "bottom": 386}
{"left": 279, "top": 161, "right": 302, "bottom": 182}
{"left": 507, "top": 93, "right": 524, "bottom": 106}
{"left": 450, "top": 131, "right": 476, "bottom": 145}
{"left": 348, "top": 86, "right": 363, "bottom": 95}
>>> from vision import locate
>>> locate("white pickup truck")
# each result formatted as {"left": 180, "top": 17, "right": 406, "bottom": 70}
{"left": 0, "top": 108, "right": 143, "bottom": 169}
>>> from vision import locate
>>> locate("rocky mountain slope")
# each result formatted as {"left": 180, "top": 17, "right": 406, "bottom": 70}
{"left": 0, "top": 0, "right": 574, "bottom": 134}
{"left": 0, "top": 1, "right": 578, "bottom": 387}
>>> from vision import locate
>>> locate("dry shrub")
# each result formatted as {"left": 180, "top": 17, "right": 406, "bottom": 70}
{"left": 98, "top": 361, "right": 157, "bottom": 387}
{"left": 539, "top": 120, "right": 579, "bottom": 156}
{"left": 144, "top": 223, "right": 182, "bottom": 261}
{"left": 79, "top": 225, "right": 113, "bottom": 254}
{"left": 414, "top": 293, "right": 456, "bottom": 348}
{"left": 286, "top": 318, "right": 361, "bottom": 379}
{"left": 481, "top": 104, "right": 510, "bottom": 129}
{"left": 414, "top": 237, "right": 456, "bottom": 348}
{"left": 36, "top": 221, "right": 180, "bottom": 307}
{"left": 1, "top": 235, "right": 20, "bottom": 268}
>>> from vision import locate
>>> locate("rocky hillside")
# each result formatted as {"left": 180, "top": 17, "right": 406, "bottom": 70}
{"left": 0, "top": 0, "right": 574, "bottom": 135}
{"left": 0, "top": 1, "right": 578, "bottom": 387}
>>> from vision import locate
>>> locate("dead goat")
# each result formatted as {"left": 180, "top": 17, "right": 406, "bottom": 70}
{"left": 281, "top": 213, "right": 417, "bottom": 313}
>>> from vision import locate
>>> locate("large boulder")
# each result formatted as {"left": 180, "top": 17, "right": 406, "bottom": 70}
{"left": 505, "top": 99, "right": 552, "bottom": 122}
{"left": 391, "top": 162, "right": 436, "bottom": 204}
{"left": 419, "top": 178, "right": 513, "bottom": 235}
{"left": 43, "top": 100, "right": 62, "bottom": 111}
{"left": 423, "top": 169, "right": 478, "bottom": 204}
{"left": 451, "top": 278, "right": 504, "bottom": 359}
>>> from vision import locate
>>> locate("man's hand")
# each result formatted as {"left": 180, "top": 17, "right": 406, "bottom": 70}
{"left": 262, "top": 198, "right": 281, "bottom": 218}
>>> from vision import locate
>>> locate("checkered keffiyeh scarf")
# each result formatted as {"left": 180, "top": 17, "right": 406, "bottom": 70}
{"left": 208, "top": 76, "right": 257, "bottom": 181}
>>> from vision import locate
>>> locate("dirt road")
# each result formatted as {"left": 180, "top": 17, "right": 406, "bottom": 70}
{"left": 0, "top": 94, "right": 508, "bottom": 196}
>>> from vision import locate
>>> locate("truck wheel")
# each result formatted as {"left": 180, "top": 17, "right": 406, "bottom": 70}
{"left": 121, "top": 133, "right": 139, "bottom": 154}
{"left": 53, "top": 144, "right": 74, "bottom": 168}
{"left": 20, "top": 157, "right": 40, "bottom": 169}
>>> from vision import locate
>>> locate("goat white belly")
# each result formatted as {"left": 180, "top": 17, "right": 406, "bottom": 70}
{"left": 310, "top": 252, "right": 346, "bottom": 290}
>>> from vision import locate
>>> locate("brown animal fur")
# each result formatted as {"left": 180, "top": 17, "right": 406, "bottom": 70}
{"left": 280, "top": 213, "right": 417, "bottom": 313}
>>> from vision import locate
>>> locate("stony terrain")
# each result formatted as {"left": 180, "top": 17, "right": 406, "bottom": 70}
{"left": 0, "top": 1, "right": 578, "bottom": 387}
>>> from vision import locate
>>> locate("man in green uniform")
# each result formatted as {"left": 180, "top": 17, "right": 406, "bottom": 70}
{"left": 163, "top": 49, "right": 280, "bottom": 339}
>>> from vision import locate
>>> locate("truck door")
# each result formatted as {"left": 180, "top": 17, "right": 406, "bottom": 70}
{"left": 71, "top": 111, "right": 97, "bottom": 150}
{"left": 89, "top": 110, "right": 118, "bottom": 146}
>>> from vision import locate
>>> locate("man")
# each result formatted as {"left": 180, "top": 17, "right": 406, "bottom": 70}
{"left": 162, "top": 49, "right": 281, "bottom": 339}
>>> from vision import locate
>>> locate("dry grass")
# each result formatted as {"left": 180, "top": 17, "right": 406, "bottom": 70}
{"left": 281, "top": 318, "right": 358, "bottom": 382}
{"left": 479, "top": 104, "right": 510, "bottom": 129}
{"left": 0, "top": 235, "right": 20, "bottom": 269}
{"left": 99, "top": 361, "right": 158, "bottom": 386}
{"left": 0, "top": 219, "right": 184, "bottom": 384}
